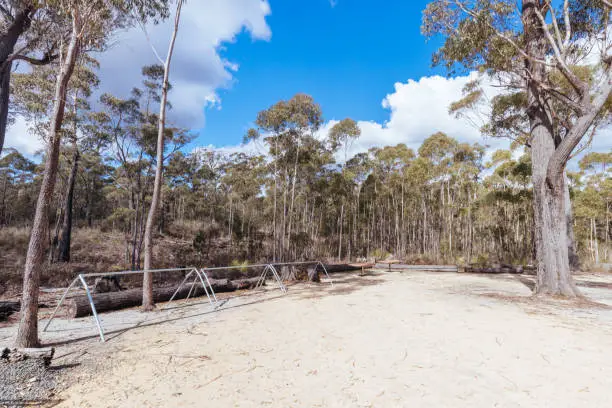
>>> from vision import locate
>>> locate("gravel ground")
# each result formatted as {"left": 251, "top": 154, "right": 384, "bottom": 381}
{"left": 0, "top": 357, "right": 59, "bottom": 407}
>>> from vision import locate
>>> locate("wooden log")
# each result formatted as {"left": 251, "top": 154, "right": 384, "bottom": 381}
{"left": 323, "top": 263, "right": 372, "bottom": 273}
{"left": 64, "top": 277, "right": 262, "bottom": 318}
{"left": 374, "top": 264, "right": 458, "bottom": 272}
{"left": 0, "top": 301, "right": 20, "bottom": 321}
{"left": 1, "top": 347, "right": 55, "bottom": 366}
{"left": 462, "top": 264, "right": 534, "bottom": 274}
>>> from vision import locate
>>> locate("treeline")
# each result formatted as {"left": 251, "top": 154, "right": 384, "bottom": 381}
{"left": 2, "top": 91, "right": 610, "bottom": 268}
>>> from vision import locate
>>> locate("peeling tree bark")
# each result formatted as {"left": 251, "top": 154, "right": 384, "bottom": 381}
{"left": 522, "top": 0, "right": 611, "bottom": 297}
{"left": 14, "top": 13, "right": 81, "bottom": 348}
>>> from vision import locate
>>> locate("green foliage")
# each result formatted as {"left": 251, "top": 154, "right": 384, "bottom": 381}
{"left": 230, "top": 259, "right": 249, "bottom": 273}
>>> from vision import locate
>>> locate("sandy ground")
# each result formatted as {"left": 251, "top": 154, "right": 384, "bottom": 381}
{"left": 3, "top": 271, "right": 612, "bottom": 407}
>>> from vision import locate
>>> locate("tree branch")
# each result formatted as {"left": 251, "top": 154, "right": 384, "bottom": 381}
{"left": 533, "top": 6, "right": 587, "bottom": 96}
{"left": 10, "top": 52, "right": 58, "bottom": 66}
{"left": 139, "top": 20, "right": 165, "bottom": 66}
{"left": 563, "top": 0, "right": 571, "bottom": 48}
{"left": 546, "top": 71, "right": 612, "bottom": 187}
{"left": 451, "top": 0, "right": 553, "bottom": 67}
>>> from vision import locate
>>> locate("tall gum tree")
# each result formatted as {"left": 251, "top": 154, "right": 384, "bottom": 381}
{"left": 423, "top": 0, "right": 612, "bottom": 297}
{"left": 142, "top": 0, "right": 184, "bottom": 311}
{"left": 15, "top": 0, "right": 170, "bottom": 348}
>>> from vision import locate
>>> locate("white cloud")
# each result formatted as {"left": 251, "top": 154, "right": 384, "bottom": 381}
{"left": 4, "top": 0, "right": 271, "bottom": 158}
{"left": 215, "top": 72, "right": 512, "bottom": 160}
{"left": 4, "top": 117, "right": 43, "bottom": 156}
{"left": 347, "top": 72, "right": 510, "bottom": 158}
{"left": 95, "top": 0, "right": 271, "bottom": 128}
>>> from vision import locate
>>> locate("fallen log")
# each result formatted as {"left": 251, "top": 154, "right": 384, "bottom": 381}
{"left": 462, "top": 264, "right": 534, "bottom": 274}
{"left": 374, "top": 264, "right": 458, "bottom": 272}
{"left": 1, "top": 347, "right": 55, "bottom": 366}
{"left": 323, "top": 263, "right": 373, "bottom": 273}
{"left": 64, "top": 277, "right": 261, "bottom": 318}
{"left": 0, "top": 301, "right": 20, "bottom": 321}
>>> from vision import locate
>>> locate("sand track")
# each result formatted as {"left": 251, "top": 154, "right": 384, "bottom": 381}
{"left": 4, "top": 271, "right": 612, "bottom": 407}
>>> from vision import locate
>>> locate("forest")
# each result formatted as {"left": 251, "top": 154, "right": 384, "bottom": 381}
{"left": 2, "top": 89, "right": 611, "bottom": 277}
{"left": 0, "top": 0, "right": 610, "bottom": 350}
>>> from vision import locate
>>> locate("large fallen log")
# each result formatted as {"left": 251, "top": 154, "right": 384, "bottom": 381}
{"left": 461, "top": 264, "right": 534, "bottom": 274}
{"left": 374, "top": 264, "right": 458, "bottom": 272}
{"left": 0, "top": 301, "right": 20, "bottom": 321}
{"left": 2, "top": 347, "right": 55, "bottom": 366}
{"left": 64, "top": 277, "right": 261, "bottom": 318}
{"left": 323, "top": 263, "right": 373, "bottom": 273}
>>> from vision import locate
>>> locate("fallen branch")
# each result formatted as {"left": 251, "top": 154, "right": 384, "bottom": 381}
{"left": 64, "top": 277, "right": 261, "bottom": 318}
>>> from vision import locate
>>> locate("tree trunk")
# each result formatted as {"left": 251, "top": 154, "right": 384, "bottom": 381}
{"left": 142, "top": 1, "right": 182, "bottom": 311}
{"left": 523, "top": 0, "right": 578, "bottom": 297}
{"left": 56, "top": 143, "right": 79, "bottom": 263}
{"left": 14, "top": 14, "right": 81, "bottom": 348}
{"left": 0, "top": 4, "right": 35, "bottom": 156}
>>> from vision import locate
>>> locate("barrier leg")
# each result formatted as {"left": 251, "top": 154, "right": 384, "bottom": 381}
{"left": 43, "top": 277, "right": 79, "bottom": 332}
{"left": 78, "top": 275, "right": 106, "bottom": 342}
{"left": 164, "top": 270, "right": 194, "bottom": 309}
{"left": 318, "top": 262, "right": 334, "bottom": 287}
{"left": 200, "top": 269, "right": 218, "bottom": 303}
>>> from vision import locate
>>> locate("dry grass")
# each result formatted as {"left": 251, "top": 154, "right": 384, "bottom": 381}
{"left": 0, "top": 225, "right": 210, "bottom": 295}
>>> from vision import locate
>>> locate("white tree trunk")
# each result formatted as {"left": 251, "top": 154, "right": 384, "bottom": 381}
{"left": 142, "top": 0, "right": 183, "bottom": 310}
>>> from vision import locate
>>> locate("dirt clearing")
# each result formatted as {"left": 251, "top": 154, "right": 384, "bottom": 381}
{"left": 3, "top": 271, "right": 612, "bottom": 407}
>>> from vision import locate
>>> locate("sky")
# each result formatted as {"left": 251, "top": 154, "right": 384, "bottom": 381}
{"left": 4, "top": 0, "right": 610, "bottom": 161}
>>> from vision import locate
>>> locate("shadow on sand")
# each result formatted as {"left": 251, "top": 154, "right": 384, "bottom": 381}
{"left": 42, "top": 272, "right": 385, "bottom": 347}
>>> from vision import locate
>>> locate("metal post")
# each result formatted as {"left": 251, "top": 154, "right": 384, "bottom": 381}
{"left": 43, "top": 277, "right": 79, "bottom": 332}
{"left": 200, "top": 268, "right": 218, "bottom": 303}
{"left": 165, "top": 269, "right": 194, "bottom": 309}
{"left": 78, "top": 274, "right": 106, "bottom": 342}
{"left": 194, "top": 269, "right": 214, "bottom": 307}
{"left": 185, "top": 274, "right": 198, "bottom": 300}
{"left": 255, "top": 265, "right": 269, "bottom": 289}
{"left": 318, "top": 261, "right": 334, "bottom": 287}
{"left": 268, "top": 264, "right": 287, "bottom": 293}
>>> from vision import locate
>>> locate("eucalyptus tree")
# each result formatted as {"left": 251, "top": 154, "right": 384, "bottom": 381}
{"left": 0, "top": 1, "right": 61, "bottom": 155}
{"left": 16, "top": 0, "right": 170, "bottom": 348}
{"left": 12, "top": 57, "right": 101, "bottom": 263}
{"left": 142, "top": 0, "right": 184, "bottom": 311}
{"left": 423, "top": 0, "right": 612, "bottom": 296}
{"left": 0, "top": 147, "right": 37, "bottom": 225}
{"left": 246, "top": 93, "right": 324, "bottom": 260}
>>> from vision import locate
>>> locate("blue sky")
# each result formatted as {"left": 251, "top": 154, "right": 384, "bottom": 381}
{"left": 7, "top": 0, "right": 607, "bottom": 159}
{"left": 4, "top": 0, "right": 506, "bottom": 157}
{"left": 196, "top": 0, "right": 445, "bottom": 149}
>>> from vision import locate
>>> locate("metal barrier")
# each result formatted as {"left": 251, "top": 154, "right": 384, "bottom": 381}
{"left": 270, "top": 261, "right": 333, "bottom": 287}
{"left": 42, "top": 260, "right": 331, "bottom": 343}
{"left": 43, "top": 267, "right": 217, "bottom": 342}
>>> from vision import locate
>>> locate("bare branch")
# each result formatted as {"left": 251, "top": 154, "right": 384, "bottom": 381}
{"left": 139, "top": 20, "right": 165, "bottom": 66}
{"left": 10, "top": 52, "right": 58, "bottom": 66}
{"left": 546, "top": 70, "right": 612, "bottom": 185}
{"left": 533, "top": 7, "right": 587, "bottom": 96}
{"left": 546, "top": 2, "right": 564, "bottom": 54}
{"left": 563, "top": 0, "right": 571, "bottom": 48}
